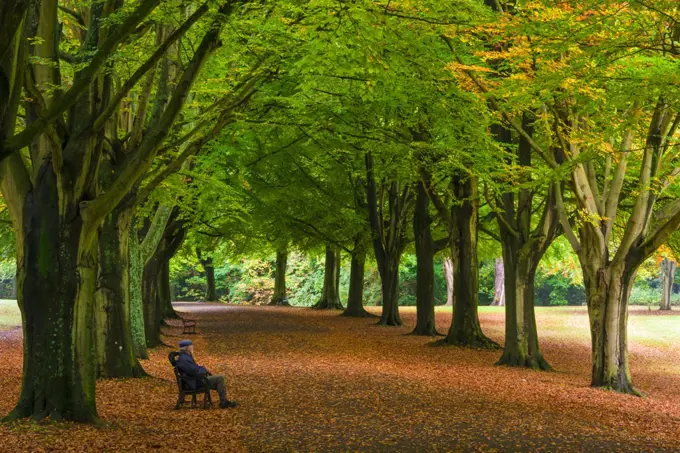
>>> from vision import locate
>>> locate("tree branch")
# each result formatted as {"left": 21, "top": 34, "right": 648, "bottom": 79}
{"left": 93, "top": 2, "right": 210, "bottom": 132}
{"left": 2, "top": 0, "right": 161, "bottom": 156}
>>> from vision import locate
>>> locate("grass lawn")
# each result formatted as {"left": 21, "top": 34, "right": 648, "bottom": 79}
{"left": 0, "top": 301, "right": 678, "bottom": 452}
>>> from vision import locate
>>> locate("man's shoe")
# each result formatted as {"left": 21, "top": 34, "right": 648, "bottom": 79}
{"left": 220, "top": 400, "right": 239, "bottom": 409}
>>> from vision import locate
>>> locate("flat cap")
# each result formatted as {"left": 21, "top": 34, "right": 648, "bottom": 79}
{"left": 179, "top": 340, "right": 193, "bottom": 348}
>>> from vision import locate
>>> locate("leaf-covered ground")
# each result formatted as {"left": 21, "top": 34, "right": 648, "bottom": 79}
{"left": 0, "top": 301, "right": 679, "bottom": 452}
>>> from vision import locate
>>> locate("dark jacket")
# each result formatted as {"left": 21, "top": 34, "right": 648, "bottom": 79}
{"left": 175, "top": 350, "right": 209, "bottom": 390}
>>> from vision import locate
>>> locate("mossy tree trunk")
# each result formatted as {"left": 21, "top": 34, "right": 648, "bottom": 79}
{"left": 314, "top": 246, "right": 344, "bottom": 309}
{"left": 95, "top": 203, "right": 145, "bottom": 379}
{"left": 130, "top": 205, "right": 173, "bottom": 359}
{"left": 269, "top": 249, "right": 290, "bottom": 306}
{"left": 8, "top": 167, "right": 100, "bottom": 422}
{"left": 660, "top": 258, "right": 675, "bottom": 311}
{"left": 142, "top": 253, "right": 162, "bottom": 348}
{"left": 0, "top": 0, "right": 234, "bottom": 421}
{"left": 412, "top": 182, "right": 438, "bottom": 336}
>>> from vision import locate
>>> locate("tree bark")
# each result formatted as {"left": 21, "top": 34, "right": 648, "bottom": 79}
{"left": 492, "top": 258, "right": 505, "bottom": 306}
{"left": 129, "top": 205, "right": 172, "bottom": 359}
{"left": 142, "top": 210, "right": 186, "bottom": 347}
{"left": 204, "top": 258, "right": 217, "bottom": 301}
{"left": 496, "top": 240, "right": 551, "bottom": 370}
{"left": 159, "top": 260, "right": 178, "bottom": 319}
{"left": 8, "top": 168, "right": 99, "bottom": 422}
{"left": 342, "top": 247, "right": 373, "bottom": 317}
{"left": 197, "top": 249, "right": 218, "bottom": 302}
{"left": 365, "top": 153, "right": 411, "bottom": 326}
{"left": 443, "top": 257, "right": 454, "bottom": 306}
{"left": 95, "top": 204, "right": 145, "bottom": 379}
{"left": 142, "top": 251, "right": 162, "bottom": 348}
{"left": 660, "top": 258, "right": 675, "bottom": 310}
{"left": 581, "top": 247, "right": 639, "bottom": 395}
{"left": 442, "top": 176, "right": 497, "bottom": 348}
{"left": 269, "top": 249, "right": 289, "bottom": 305}
{"left": 313, "top": 246, "right": 344, "bottom": 309}
{"left": 412, "top": 183, "right": 438, "bottom": 335}
{"left": 3, "top": 1, "right": 232, "bottom": 422}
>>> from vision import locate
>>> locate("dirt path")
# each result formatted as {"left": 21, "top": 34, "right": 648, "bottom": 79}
{"left": 0, "top": 303, "right": 679, "bottom": 452}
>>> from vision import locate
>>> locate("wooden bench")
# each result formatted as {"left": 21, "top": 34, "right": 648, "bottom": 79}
{"left": 182, "top": 318, "right": 197, "bottom": 334}
{"left": 168, "top": 352, "right": 213, "bottom": 409}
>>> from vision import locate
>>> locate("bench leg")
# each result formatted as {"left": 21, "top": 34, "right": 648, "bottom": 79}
{"left": 175, "top": 392, "right": 185, "bottom": 410}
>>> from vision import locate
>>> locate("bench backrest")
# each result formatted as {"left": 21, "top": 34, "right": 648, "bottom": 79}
{"left": 168, "top": 351, "right": 205, "bottom": 391}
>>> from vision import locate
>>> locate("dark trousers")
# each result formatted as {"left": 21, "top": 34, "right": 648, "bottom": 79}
{"left": 208, "top": 375, "right": 227, "bottom": 402}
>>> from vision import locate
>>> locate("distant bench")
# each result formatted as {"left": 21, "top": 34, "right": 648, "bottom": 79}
{"left": 182, "top": 318, "right": 197, "bottom": 334}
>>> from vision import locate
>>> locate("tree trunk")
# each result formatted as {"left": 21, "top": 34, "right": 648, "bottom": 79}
{"left": 443, "top": 176, "right": 497, "bottom": 348}
{"left": 269, "top": 249, "right": 289, "bottom": 305}
{"left": 314, "top": 246, "right": 344, "bottom": 309}
{"left": 660, "top": 258, "right": 675, "bottom": 310}
{"left": 129, "top": 236, "right": 148, "bottom": 359}
{"left": 364, "top": 153, "right": 410, "bottom": 326}
{"left": 130, "top": 205, "right": 173, "bottom": 359}
{"left": 160, "top": 260, "right": 178, "bottom": 319}
{"left": 412, "top": 183, "right": 438, "bottom": 336}
{"left": 7, "top": 170, "right": 99, "bottom": 422}
{"left": 204, "top": 258, "right": 217, "bottom": 301}
{"left": 496, "top": 242, "right": 550, "bottom": 370}
{"left": 492, "top": 257, "right": 505, "bottom": 306}
{"left": 342, "top": 248, "right": 373, "bottom": 317}
{"left": 142, "top": 252, "right": 162, "bottom": 348}
{"left": 581, "top": 255, "right": 639, "bottom": 395}
{"left": 443, "top": 257, "right": 454, "bottom": 306}
{"left": 377, "top": 254, "right": 401, "bottom": 326}
{"left": 94, "top": 205, "right": 145, "bottom": 379}
{"left": 197, "top": 248, "right": 218, "bottom": 302}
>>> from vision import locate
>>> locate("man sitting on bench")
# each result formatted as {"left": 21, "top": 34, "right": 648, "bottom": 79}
{"left": 176, "top": 340, "right": 238, "bottom": 409}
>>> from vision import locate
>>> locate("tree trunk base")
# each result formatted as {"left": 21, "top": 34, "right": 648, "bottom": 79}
{"left": 496, "top": 352, "right": 552, "bottom": 371}
{"left": 164, "top": 309, "right": 181, "bottom": 320}
{"left": 592, "top": 376, "right": 642, "bottom": 396}
{"left": 268, "top": 297, "right": 290, "bottom": 306}
{"left": 313, "top": 299, "right": 344, "bottom": 310}
{"left": 3, "top": 405, "right": 103, "bottom": 424}
{"left": 437, "top": 332, "right": 500, "bottom": 349}
{"left": 410, "top": 326, "right": 442, "bottom": 336}
{"left": 341, "top": 307, "right": 377, "bottom": 318}
{"left": 659, "top": 307, "right": 672, "bottom": 311}
{"left": 99, "top": 361, "right": 148, "bottom": 380}
{"left": 377, "top": 314, "right": 402, "bottom": 326}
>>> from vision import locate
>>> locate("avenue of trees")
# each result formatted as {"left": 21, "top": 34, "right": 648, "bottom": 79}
{"left": 0, "top": 0, "right": 679, "bottom": 422}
